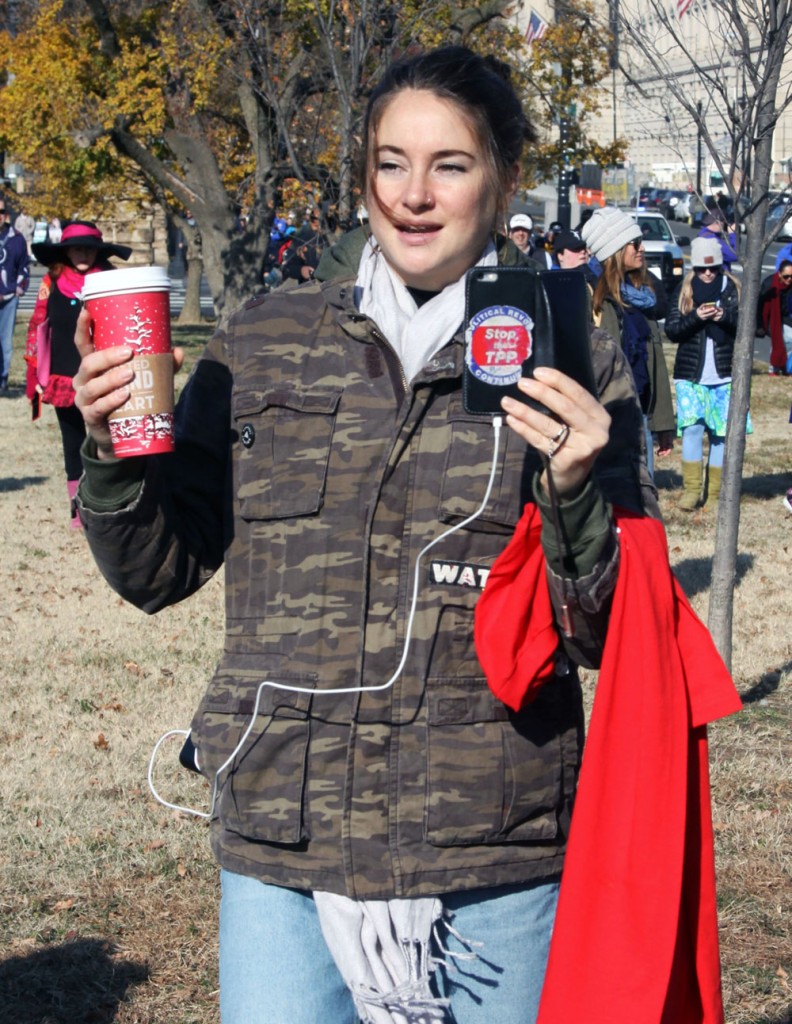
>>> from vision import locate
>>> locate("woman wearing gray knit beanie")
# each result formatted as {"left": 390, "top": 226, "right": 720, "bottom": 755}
{"left": 582, "top": 208, "right": 675, "bottom": 475}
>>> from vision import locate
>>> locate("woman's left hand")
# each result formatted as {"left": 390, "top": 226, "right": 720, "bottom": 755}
{"left": 501, "top": 367, "right": 611, "bottom": 499}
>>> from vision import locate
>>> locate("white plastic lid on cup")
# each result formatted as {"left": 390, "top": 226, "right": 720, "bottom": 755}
{"left": 80, "top": 265, "right": 171, "bottom": 300}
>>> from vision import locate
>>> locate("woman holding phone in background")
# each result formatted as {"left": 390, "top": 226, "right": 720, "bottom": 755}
{"left": 665, "top": 236, "right": 742, "bottom": 511}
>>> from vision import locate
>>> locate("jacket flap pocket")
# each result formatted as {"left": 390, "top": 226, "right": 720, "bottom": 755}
{"left": 232, "top": 386, "right": 342, "bottom": 419}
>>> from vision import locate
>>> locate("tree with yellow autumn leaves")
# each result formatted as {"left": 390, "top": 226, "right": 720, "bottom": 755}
{"left": 0, "top": 0, "right": 621, "bottom": 312}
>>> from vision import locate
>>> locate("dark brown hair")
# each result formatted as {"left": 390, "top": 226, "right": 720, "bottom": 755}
{"left": 362, "top": 46, "right": 536, "bottom": 227}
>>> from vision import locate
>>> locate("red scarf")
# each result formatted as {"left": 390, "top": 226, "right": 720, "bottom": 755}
{"left": 475, "top": 506, "right": 742, "bottom": 1024}
{"left": 759, "top": 271, "right": 792, "bottom": 370}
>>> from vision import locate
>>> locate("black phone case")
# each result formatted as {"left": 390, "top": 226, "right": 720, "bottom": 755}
{"left": 538, "top": 269, "right": 598, "bottom": 397}
{"left": 462, "top": 267, "right": 596, "bottom": 415}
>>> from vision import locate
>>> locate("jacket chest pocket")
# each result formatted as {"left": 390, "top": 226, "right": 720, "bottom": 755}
{"left": 232, "top": 386, "right": 343, "bottom": 520}
{"left": 437, "top": 403, "right": 537, "bottom": 532}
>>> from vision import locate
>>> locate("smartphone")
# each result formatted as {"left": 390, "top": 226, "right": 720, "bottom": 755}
{"left": 463, "top": 266, "right": 597, "bottom": 415}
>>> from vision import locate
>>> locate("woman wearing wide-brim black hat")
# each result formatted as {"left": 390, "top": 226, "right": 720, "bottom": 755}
{"left": 25, "top": 220, "right": 132, "bottom": 527}
{"left": 31, "top": 219, "right": 132, "bottom": 265}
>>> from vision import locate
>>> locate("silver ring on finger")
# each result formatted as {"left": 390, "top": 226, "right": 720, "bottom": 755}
{"left": 546, "top": 423, "right": 570, "bottom": 459}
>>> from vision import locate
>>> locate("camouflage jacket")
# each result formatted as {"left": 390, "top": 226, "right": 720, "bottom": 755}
{"left": 78, "top": 231, "right": 658, "bottom": 899}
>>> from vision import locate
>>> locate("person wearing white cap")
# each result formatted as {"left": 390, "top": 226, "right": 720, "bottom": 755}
{"left": 582, "top": 206, "right": 675, "bottom": 476}
{"left": 664, "top": 236, "right": 743, "bottom": 511}
{"left": 508, "top": 213, "right": 534, "bottom": 255}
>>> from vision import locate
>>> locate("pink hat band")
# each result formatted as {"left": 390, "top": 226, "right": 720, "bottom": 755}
{"left": 60, "top": 223, "right": 104, "bottom": 244}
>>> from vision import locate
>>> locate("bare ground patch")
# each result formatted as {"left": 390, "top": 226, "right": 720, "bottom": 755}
{"left": 0, "top": 334, "right": 790, "bottom": 1022}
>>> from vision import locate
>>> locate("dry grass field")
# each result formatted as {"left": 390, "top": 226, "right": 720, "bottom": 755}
{"left": 0, "top": 320, "right": 790, "bottom": 1024}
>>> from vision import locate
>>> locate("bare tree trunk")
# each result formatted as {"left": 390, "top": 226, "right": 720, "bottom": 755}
{"left": 177, "top": 255, "right": 207, "bottom": 324}
{"left": 708, "top": 43, "right": 786, "bottom": 668}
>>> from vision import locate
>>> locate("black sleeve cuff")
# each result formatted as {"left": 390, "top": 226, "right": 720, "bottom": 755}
{"left": 78, "top": 436, "right": 146, "bottom": 513}
{"left": 533, "top": 473, "right": 613, "bottom": 578}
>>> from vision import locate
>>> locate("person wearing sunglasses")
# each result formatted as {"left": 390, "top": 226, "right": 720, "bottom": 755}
{"left": 664, "top": 237, "right": 742, "bottom": 511}
{"left": 757, "top": 257, "right": 792, "bottom": 376}
{"left": 583, "top": 206, "right": 675, "bottom": 477}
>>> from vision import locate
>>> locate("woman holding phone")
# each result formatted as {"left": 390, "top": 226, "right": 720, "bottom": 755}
{"left": 582, "top": 206, "right": 676, "bottom": 477}
{"left": 665, "top": 236, "right": 741, "bottom": 510}
{"left": 71, "top": 47, "right": 659, "bottom": 1024}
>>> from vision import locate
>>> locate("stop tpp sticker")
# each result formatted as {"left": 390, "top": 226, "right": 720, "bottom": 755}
{"left": 465, "top": 305, "right": 534, "bottom": 387}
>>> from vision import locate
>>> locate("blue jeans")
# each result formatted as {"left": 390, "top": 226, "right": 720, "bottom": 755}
{"left": 643, "top": 415, "right": 654, "bottom": 478}
{"left": 681, "top": 422, "right": 724, "bottom": 468}
{"left": 0, "top": 294, "right": 18, "bottom": 380}
{"left": 219, "top": 869, "right": 559, "bottom": 1024}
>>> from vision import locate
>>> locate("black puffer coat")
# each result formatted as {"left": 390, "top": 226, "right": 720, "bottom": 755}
{"left": 665, "top": 277, "right": 739, "bottom": 381}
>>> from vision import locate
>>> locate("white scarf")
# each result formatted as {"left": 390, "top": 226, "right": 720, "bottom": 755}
{"left": 314, "top": 236, "right": 498, "bottom": 1022}
{"left": 355, "top": 235, "right": 498, "bottom": 383}
{"left": 314, "top": 892, "right": 448, "bottom": 1023}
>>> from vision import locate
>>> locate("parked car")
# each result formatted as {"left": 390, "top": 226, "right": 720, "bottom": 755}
{"left": 630, "top": 186, "right": 673, "bottom": 211}
{"left": 766, "top": 195, "right": 792, "bottom": 240}
{"left": 32, "top": 219, "right": 49, "bottom": 244}
{"left": 629, "top": 185, "right": 655, "bottom": 210}
{"left": 628, "top": 210, "right": 689, "bottom": 292}
{"left": 659, "top": 190, "right": 693, "bottom": 222}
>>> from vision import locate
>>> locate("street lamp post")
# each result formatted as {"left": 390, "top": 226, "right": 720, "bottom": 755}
{"left": 557, "top": 113, "right": 572, "bottom": 230}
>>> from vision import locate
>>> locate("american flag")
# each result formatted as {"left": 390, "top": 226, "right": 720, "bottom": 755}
{"left": 525, "top": 8, "right": 549, "bottom": 45}
{"left": 676, "top": 0, "right": 694, "bottom": 17}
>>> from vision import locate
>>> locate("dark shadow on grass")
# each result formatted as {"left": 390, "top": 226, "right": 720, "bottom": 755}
{"left": 655, "top": 469, "right": 792, "bottom": 502}
{"left": 671, "top": 552, "right": 754, "bottom": 600}
{"left": 0, "top": 475, "right": 48, "bottom": 493}
{"left": 761, "top": 1009, "right": 792, "bottom": 1024}
{"left": 0, "top": 937, "right": 148, "bottom": 1024}
{"left": 740, "top": 661, "right": 792, "bottom": 705}
{"left": 739, "top": 471, "right": 792, "bottom": 501}
{"left": 653, "top": 465, "right": 679, "bottom": 492}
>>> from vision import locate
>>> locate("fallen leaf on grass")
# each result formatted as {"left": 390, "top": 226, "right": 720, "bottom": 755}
{"left": 99, "top": 701, "right": 126, "bottom": 712}
{"left": 52, "top": 898, "right": 76, "bottom": 912}
{"left": 93, "top": 733, "right": 110, "bottom": 750}
{"left": 143, "top": 839, "right": 166, "bottom": 852}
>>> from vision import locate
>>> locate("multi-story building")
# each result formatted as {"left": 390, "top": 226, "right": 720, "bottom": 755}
{"left": 515, "top": 1, "right": 792, "bottom": 193}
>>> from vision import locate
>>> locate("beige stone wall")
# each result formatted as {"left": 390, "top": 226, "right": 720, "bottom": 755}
{"left": 97, "top": 203, "right": 169, "bottom": 268}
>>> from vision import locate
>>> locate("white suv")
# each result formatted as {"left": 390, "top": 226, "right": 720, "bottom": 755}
{"left": 629, "top": 211, "right": 689, "bottom": 293}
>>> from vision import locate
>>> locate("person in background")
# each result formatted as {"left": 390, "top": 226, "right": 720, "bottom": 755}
{"left": 583, "top": 205, "right": 676, "bottom": 476}
{"left": 773, "top": 241, "right": 792, "bottom": 270}
{"left": 0, "top": 199, "right": 30, "bottom": 391}
{"left": 24, "top": 221, "right": 131, "bottom": 526}
{"left": 757, "top": 258, "right": 792, "bottom": 376}
{"left": 696, "top": 213, "right": 737, "bottom": 272}
{"left": 665, "top": 237, "right": 742, "bottom": 511}
{"left": 70, "top": 45, "right": 658, "bottom": 1024}
{"left": 552, "top": 228, "right": 597, "bottom": 285}
{"left": 507, "top": 212, "right": 534, "bottom": 256}
{"left": 14, "top": 208, "right": 35, "bottom": 256}
{"left": 281, "top": 208, "right": 327, "bottom": 283}
{"left": 48, "top": 216, "right": 63, "bottom": 244}
{"left": 531, "top": 220, "right": 563, "bottom": 270}
{"left": 575, "top": 208, "right": 594, "bottom": 234}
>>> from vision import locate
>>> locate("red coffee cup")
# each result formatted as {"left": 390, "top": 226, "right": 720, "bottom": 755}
{"left": 82, "top": 266, "right": 174, "bottom": 457}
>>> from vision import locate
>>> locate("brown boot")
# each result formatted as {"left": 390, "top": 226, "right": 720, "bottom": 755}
{"left": 678, "top": 460, "right": 703, "bottom": 511}
{"left": 704, "top": 465, "right": 722, "bottom": 509}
